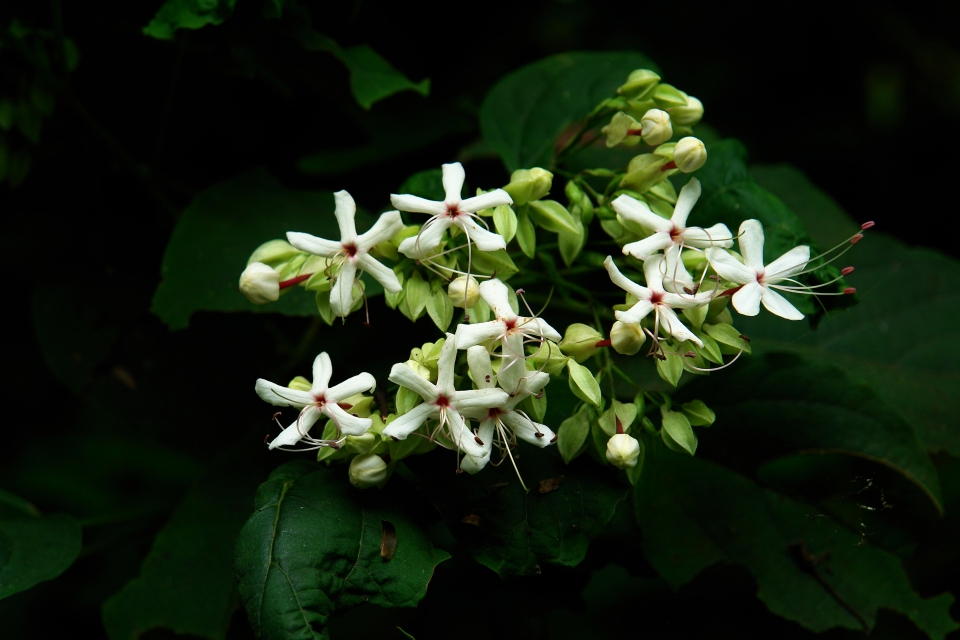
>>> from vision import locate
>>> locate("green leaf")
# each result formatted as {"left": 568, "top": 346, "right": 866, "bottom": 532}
{"left": 480, "top": 51, "right": 659, "bottom": 171}
{"left": 397, "top": 169, "right": 445, "bottom": 201}
{"left": 515, "top": 207, "right": 537, "bottom": 258}
{"left": 701, "top": 323, "right": 751, "bottom": 354}
{"left": 234, "top": 462, "right": 449, "bottom": 640}
{"left": 635, "top": 439, "right": 958, "bottom": 638}
{"left": 143, "top": 0, "right": 237, "bottom": 40}
{"left": 526, "top": 200, "right": 579, "bottom": 235}
{"left": 470, "top": 249, "right": 519, "bottom": 280}
{"left": 0, "top": 511, "right": 81, "bottom": 600}
{"left": 492, "top": 205, "right": 517, "bottom": 244}
{"left": 567, "top": 360, "right": 601, "bottom": 407}
{"left": 598, "top": 399, "right": 637, "bottom": 436}
{"left": 557, "top": 406, "right": 593, "bottom": 463}
{"left": 655, "top": 351, "right": 683, "bottom": 387}
{"left": 680, "top": 399, "right": 715, "bottom": 427}
{"left": 425, "top": 287, "right": 453, "bottom": 332}
{"left": 660, "top": 408, "right": 696, "bottom": 456}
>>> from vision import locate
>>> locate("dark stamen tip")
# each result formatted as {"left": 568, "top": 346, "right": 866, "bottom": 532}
{"left": 534, "top": 432, "right": 544, "bottom": 438}
{"left": 850, "top": 233, "right": 864, "bottom": 245}
{"left": 843, "top": 287, "right": 857, "bottom": 295}
{"left": 550, "top": 434, "right": 558, "bottom": 443}
{"left": 842, "top": 266, "right": 854, "bottom": 275}
{"left": 861, "top": 221, "right": 875, "bottom": 230}
{"left": 739, "top": 334, "right": 751, "bottom": 342}
{"left": 685, "top": 351, "right": 696, "bottom": 358}
{"left": 474, "top": 436, "right": 484, "bottom": 445}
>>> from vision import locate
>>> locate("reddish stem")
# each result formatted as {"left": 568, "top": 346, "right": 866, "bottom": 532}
{"left": 279, "top": 273, "right": 313, "bottom": 289}
{"left": 595, "top": 338, "right": 612, "bottom": 348}
{"left": 615, "top": 415, "right": 624, "bottom": 435}
{"left": 660, "top": 160, "right": 678, "bottom": 172}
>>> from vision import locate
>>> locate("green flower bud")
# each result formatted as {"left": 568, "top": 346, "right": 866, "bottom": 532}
{"left": 617, "top": 69, "right": 661, "bottom": 100}
{"left": 504, "top": 168, "right": 553, "bottom": 206}
{"left": 348, "top": 454, "right": 387, "bottom": 488}
{"left": 287, "top": 376, "right": 312, "bottom": 392}
{"left": 527, "top": 340, "right": 570, "bottom": 376}
{"left": 610, "top": 321, "right": 645, "bottom": 355}
{"left": 239, "top": 262, "right": 280, "bottom": 304}
{"left": 447, "top": 275, "right": 480, "bottom": 308}
{"left": 620, "top": 153, "right": 667, "bottom": 193}
{"left": 605, "top": 433, "right": 641, "bottom": 469}
{"left": 674, "top": 137, "right": 707, "bottom": 173}
{"left": 247, "top": 239, "right": 300, "bottom": 267}
{"left": 640, "top": 109, "right": 673, "bottom": 146}
{"left": 667, "top": 96, "right": 704, "bottom": 126}
{"left": 558, "top": 323, "right": 603, "bottom": 363}
{"left": 344, "top": 432, "right": 377, "bottom": 454}
{"left": 602, "top": 112, "right": 642, "bottom": 148}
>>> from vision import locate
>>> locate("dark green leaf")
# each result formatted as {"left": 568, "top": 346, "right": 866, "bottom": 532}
{"left": 480, "top": 51, "right": 659, "bottom": 172}
{"left": 0, "top": 512, "right": 81, "bottom": 600}
{"left": 397, "top": 169, "right": 445, "bottom": 201}
{"left": 143, "top": 0, "right": 237, "bottom": 40}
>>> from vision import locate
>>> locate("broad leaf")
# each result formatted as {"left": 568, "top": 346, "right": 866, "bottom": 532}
{"left": 0, "top": 510, "right": 81, "bottom": 600}
{"left": 143, "top": 0, "right": 237, "bottom": 40}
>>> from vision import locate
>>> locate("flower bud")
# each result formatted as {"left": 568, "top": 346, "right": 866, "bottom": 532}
{"left": 503, "top": 168, "right": 553, "bottom": 206}
{"left": 404, "top": 359, "right": 432, "bottom": 380}
{"left": 527, "top": 340, "right": 570, "bottom": 376}
{"left": 348, "top": 454, "right": 388, "bottom": 488}
{"left": 447, "top": 275, "right": 480, "bottom": 308}
{"left": 287, "top": 376, "right": 312, "bottom": 392}
{"left": 247, "top": 239, "right": 300, "bottom": 267}
{"left": 640, "top": 109, "right": 673, "bottom": 146}
{"left": 344, "top": 432, "right": 377, "bottom": 454}
{"left": 620, "top": 153, "right": 667, "bottom": 193}
{"left": 617, "top": 69, "right": 661, "bottom": 100}
{"left": 606, "top": 433, "right": 641, "bottom": 469}
{"left": 610, "top": 321, "right": 645, "bottom": 356}
{"left": 674, "top": 137, "right": 707, "bottom": 173}
{"left": 239, "top": 262, "right": 280, "bottom": 304}
{"left": 667, "top": 96, "right": 704, "bottom": 126}
{"left": 602, "top": 112, "right": 642, "bottom": 148}
{"left": 558, "top": 323, "right": 603, "bottom": 363}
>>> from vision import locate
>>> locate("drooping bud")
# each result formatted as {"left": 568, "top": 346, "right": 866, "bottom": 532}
{"left": 239, "top": 262, "right": 280, "bottom": 304}
{"left": 348, "top": 454, "right": 388, "bottom": 488}
{"left": 667, "top": 96, "right": 704, "bottom": 126}
{"left": 558, "top": 323, "right": 603, "bottom": 363}
{"left": 640, "top": 109, "right": 673, "bottom": 146}
{"left": 674, "top": 137, "right": 707, "bottom": 173}
{"left": 610, "top": 321, "right": 646, "bottom": 355}
{"left": 447, "top": 275, "right": 480, "bottom": 308}
{"left": 602, "top": 112, "right": 643, "bottom": 148}
{"left": 503, "top": 168, "right": 553, "bottom": 206}
{"left": 605, "top": 433, "right": 641, "bottom": 469}
{"left": 617, "top": 69, "right": 661, "bottom": 100}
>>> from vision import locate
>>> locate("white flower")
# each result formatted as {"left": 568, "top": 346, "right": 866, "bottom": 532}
{"left": 256, "top": 352, "right": 376, "bottom": 450}
{"left": 459, "top": 346, "right": 555, "bottom": 476}
{"left": 604, "top": 255, "right": 707, "bottom": 347}
{"left": 614, "top": 178, "right": 733, "bottom": 260}
{"left": 287, "top": 190, "right": 403, "bottom": 317}
{"left": 705, "top": 219, "right": 810, "bottom": 320}
{"left": 382, "top": 334, "right": 508, "bottom": 459}
{"left": 392, "top": 162, "right": 512, "bottom": 259}
{"left": 239, "top": 262, "right": 280, "bottom": 304}
{"left": 454, "top": 279, "right": 562, "bottom": 394}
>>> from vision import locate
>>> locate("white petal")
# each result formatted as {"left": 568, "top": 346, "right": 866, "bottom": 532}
{"left": 459, "top": 218, "right": 506, "bottom": 252}
{"left": 643, "top": 254, "right": 668, "bottom": 293}
{"left": 496, "top": 333, "right": 526, "bottom": 394}
{"left": 255, "top": 379, "right": 313, "bottom": 408}
{"left": 323, "top": 401, "right": 372, "bottom": 436}
{"left": 467, "top": 345, "right": 496, "bottom": 389}
{"left": 382, "top": 402, "right": 437, "bottom": 440}
{"left": 479, "top": 279, "right": 514, "bottom": 320}
{"left": 622, "top": 232, "right": 673, "bottom": 260}
{"left": 330, "top": 260, "right": 357, "bottom": 317}
{"left": 661, "top": 246, "right": 694, "bottom": 293}
{"left": 460, "top": 418, "right": 496, "bottom": 473}
{"left": 658, "top": 306, "right": 703, "bottom": 346}
{"left": 762, "top": 286, "right": 805, "bottom": 320}
{"left": 662, "top": 292, "right": 712, "bottom": 310}
{"left": 390, "top": 194, "right": 447, "bottom": 216}
{"left": 356, "top": 254, "right": 401, "bottom": 293}
{"left": 765, "top": 245, "right": 811, "bottom": 282}
{"left": 501, "top": 412, "right": 555, "bottom": 448}
{"left": 436, "top": 333, "right": 458, "bottom": 395}
{"left": 268, "top": 406, "right": 322, "bottom": 449}
{"left": 516, "top": 316, "right": 562, "bottom": 342}
{"left": 459, "top": 189, "right": 513, "bottom": 213}
{"left": 442, "top": 162, "right": 466, "bottom": 204}
{"left": 604, "top": 256, "right": 651, "bottom": 300}
{"left": 732, "top": 280, "right": 763, "bottom": 316}
{"left": 452, "top": 387, "right": 510, "bottom": 412}
{"left": 286, "top": 231, "right": 341, "bottom": 258}
{"left": 503, "top": 371, "right": 550, "bottom": 409}
{"left": 671, "top": 177, "right": 701, "bottom": 228}
{"left": 704, "top": 248, "right": 754, "bottom": 284}
{"left": 738, "top": 220, "right": 765, "bottom": 271}
{"left": 612, "top": 195, "right": 671, "bottom": 232}
{"left": 616, "top": 299, "right": 655, "bottom": 325}
{"left": 356, "top": 210, "right": 403, "bottom": 252}
{"left": 398, "top": 217, "right": 451, "bottom": 258}
{"left": 388, "top": 363, "right": 438, "bottom": 401}
{"left": 312, "top": 352, "right": 333, "bottom": 392}
{"left": 333, "top": 190, "right": 358, "bottom": 241}
{"left": 327, "top": 372, "right": 376, "bottom": 402}
{"left": 682, "top": 223, "right": 734, "bottom": 249}
{"left": 445, "top": 410, "right": 485, "bottom": 457}
{"left": 455, "top": 321, "right": 505, "bottom": 349}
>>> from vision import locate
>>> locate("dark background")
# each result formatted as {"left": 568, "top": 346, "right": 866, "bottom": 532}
{"left": 1, "top": 0, "right": 958, "bottom": 637}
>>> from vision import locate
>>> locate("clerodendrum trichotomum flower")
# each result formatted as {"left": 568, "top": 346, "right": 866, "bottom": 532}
{"left": 705, "top": 219, "right": 810, "bottom": 320}
{"left": 287, "top": 190, "right": 404, "bottom": 317}
{"left": 614, "top": 177, "right": 733, "bottom": 260}
{"left": 391, "top": 162, "right": 512, "bottom": 259}
{"left": 256, "top": 352, "right": 375, "bottom": 450}
{"left": 382, "top": 334, "right": 508, "bottom": 460}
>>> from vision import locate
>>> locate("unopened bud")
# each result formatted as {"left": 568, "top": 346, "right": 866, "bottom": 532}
{"left": 618, "top": 69, "right": 661, "bottom": 100}
{"left": 673, "top": 137, "right": 707, "bottom": 173}
{"left": 287, "top": 376, "right": 312, "bottom": 392}
{"left": 602, "top": 112, "right": 643, "bottom": 148}
{"left": 344, "top": 432, "right": 377, "bottom": 455}
{"left": 667, "top": 96, "right": 704, "bottom": 126}
{"left": 610, "top": 321, "right": 646, "bottom": 355}
{"left": 404, "top": 360, "right": 432, "bottom": 380}
{"left": 448, "top": 276, "right": 480, "bottom": 308}
{"left": 348, "top": 454, "right": 388, "bottom": 488}
{"left": 527, "top": 340, "right": 570, "bottom": 376}
{"left": 620, "top": 153, "right": 668, "bottom": 192}
{"left": 640, "top": 109, "right": 673, "bottom": 146}
{"left": 558, "top": 323, "right": 603, "bottom": 363}
{"left": 239, "top": 262, "right": 280, "bottom": 304}
{"left": 605, "top": 433, "right": 641, "bottom": 469}
{"left": 504, "top": 168, "right": 553, "bottom": 206}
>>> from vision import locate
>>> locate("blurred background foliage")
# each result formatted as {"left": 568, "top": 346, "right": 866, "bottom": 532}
{"left": 1, "top": 0, "right": 959, "bottom": 638}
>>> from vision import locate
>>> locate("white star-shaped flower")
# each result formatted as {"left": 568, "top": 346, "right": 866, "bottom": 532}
{"left": 382, "top": 334, "right": 508, "bottom": 459}
{"left": 604, "top": 255, "right": 708, "bottom": 347}
{"left": 391, "top": 162, "right": 512, "bottom": 259}
{"left": 287, "top": 190, "right": 403, "bottom": 317}
{"left": 453, "top": 279, "right": 562, "bottom": 394}
{"left": 705, "top": 219, "right": 810, "bottom": 320}
{"left": 458, "top": 346, "right": 556, "bottom": 475}
{"left": 256, "top": 352, "right": 376, "bottom": 450}
{"left": 614, "top": 178, "right": 733, "bottom": 260}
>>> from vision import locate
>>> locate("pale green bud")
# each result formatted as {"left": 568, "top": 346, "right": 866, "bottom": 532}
{"left": 605, "top": 433, "right": 641, "bottom": 469}
{"left": 667, "top": 96, "right": 704, "bottom": 126}
{"left": 247, "top": 239, "right": 300, "bottom": 267}
{"left": 344, "top": 432, "right": 377, "bottom": 454}
{"left": 617, "top": 69, "right": 661, "bottom": 100}
{"left": 527, "top": 340, "right": 570, "bottom": 376}
{"left": 447, "top": 275, "right": 480, "bottom": 308}
{"left": 602, "top": 112, "right": 642, "bottom": 148}
{"left": 610, "top": 321, "right": 645, "bottom": 356}
{"left": 620, "top": 153, "right": 667, "bottom": 192}
{"left": 404, "top": 359, "right": 432, "bottom": 380}
{"left": 348, "top": 454, "right": 387, "bottom": 488}
{"left": 640, "top": 109, "right": 673, "bottom": 146}
{"left": 287, "top": 376, "right": 312, "bottom": 392}
{"left": 558, "top": 323, "right": 603, "bottom": 363}
{"left": 504, "top": 168, "right": 553, "bottom": 206}
{"left": 674, "top": 137, "right": 707, "bottom": 173}
{"left": 239, "top": 262, "right": 280, "bottom": 304}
